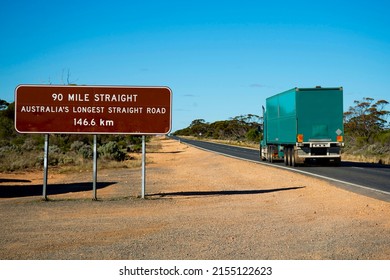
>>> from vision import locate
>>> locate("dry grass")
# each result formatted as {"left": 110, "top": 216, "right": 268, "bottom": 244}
{"left": 342, "top": 153, "right": 390, "bottom": 165}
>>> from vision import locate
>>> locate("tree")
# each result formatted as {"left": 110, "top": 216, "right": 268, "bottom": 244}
{"left": 173, "top": 114, "right": 262, "bottom": 142}
{"left": 0, "top": 99, "right": 9, "bottom": 110}
{"left": 344, "top": 97, "right": 389, "bottom": 141}
{"left": 189, "top": 119, "right": 209, "bottom": 136}
{"left": 0, "top": 100, "right": 17, "bottom": 141}
{"left": 231, "top": 114, "right": 262, "bottom": 125}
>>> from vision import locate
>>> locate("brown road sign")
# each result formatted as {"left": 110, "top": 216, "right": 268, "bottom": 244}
{"left": 15, "top": 85, "right": 172, "bottom": 134}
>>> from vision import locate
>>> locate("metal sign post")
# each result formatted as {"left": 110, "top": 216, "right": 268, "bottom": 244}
{"left": 42, "top": 134, "right": 49, "bottom": 200}
{"left": 93, "top": 135, "right": 98, "bottom": 200}
{"left": 141, "top": 135, "right": 146, "bottom": 199}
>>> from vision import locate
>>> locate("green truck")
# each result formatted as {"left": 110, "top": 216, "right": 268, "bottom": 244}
{"left": 260, "top": 87, "right": 344, "bottom": 166}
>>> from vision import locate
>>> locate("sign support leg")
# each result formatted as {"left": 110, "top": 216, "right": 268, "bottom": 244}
{"left": 93, "top": 135, "right": 98, "bottom": 200}
{"left": 43, "top": 134, "right": 49, "bottom": 201}
{"left": 141, "top": 135, "right": 146, "bottom": 199}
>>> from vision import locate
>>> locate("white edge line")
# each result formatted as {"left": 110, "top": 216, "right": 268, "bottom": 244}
{"left": 180, "top": 140, "right": 390, "bottom": 197}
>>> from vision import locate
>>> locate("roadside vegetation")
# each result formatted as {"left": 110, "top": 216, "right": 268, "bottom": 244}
{"left": 343, "top": 98, "right": 390, "bottom": 164}
{"left": 173, "top": 114, "right": 262, "bottom": 144}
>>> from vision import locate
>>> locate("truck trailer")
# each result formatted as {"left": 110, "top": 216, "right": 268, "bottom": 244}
{"left": 260, "top": 87, "right": 344, "bottom": 166}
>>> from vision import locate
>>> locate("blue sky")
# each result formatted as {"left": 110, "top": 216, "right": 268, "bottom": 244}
{"left": 1, "top": 0, "right": 389, "bottom": 132}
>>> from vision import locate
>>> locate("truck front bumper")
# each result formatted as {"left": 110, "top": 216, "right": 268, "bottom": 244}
{"left": 297, "top": 142, "right": 343, "bottom": 158}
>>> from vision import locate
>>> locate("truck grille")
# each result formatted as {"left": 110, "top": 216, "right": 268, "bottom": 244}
{"left": 311, "top": 148, "right": 327, "bottom": 156}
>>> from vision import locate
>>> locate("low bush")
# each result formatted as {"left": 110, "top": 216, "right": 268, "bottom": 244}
{"left": 98, "top": 141, "right": 127, "bottom": 161}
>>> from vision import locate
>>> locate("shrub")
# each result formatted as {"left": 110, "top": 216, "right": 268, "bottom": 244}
{"left": 98, "top": 141, "right": 126, "bottom": 161}
{"left": 79, "top": 145, "right": 93, "bottom": 159}
{"left": 49, "top": 145, "right": 61, "bottom": 154}
{"left": 376, "top": 131, "right": 390, "bottom": 145}
{"left": 245, "top": 128, "right": 260, "bottom": 142}
{"left": 70, "top": 140, "right": 85, "bottom": 151}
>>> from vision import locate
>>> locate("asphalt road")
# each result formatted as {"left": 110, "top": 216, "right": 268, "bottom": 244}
{"left": 172, "top": 136, "right": 390, "bottom": 201}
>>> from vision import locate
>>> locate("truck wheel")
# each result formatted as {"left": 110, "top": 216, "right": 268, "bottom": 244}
{"left": 291, "top": 148, "right": 296, "bottom": 167}
{"left": 260, "top": 149, "right": 266, "bottom": 161}
{"left": 287, "top": 148, "right": 292, "bottom": 166}
{"left": 259, "top": 145, "right": 263, "bottom": 161}
{"left": 284, "top": 147, "right": 289, "bottom": 166}
{"left": 268, "top": 146, "right": 273, "bottom": 163}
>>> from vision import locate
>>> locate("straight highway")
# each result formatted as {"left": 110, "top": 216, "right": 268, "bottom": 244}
{"left": 172, "top": 136, "right": 390, "bottom": 201}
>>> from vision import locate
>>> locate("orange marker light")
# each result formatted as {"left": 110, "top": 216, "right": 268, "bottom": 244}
{"left": 297, "top": 134, "right": 304, "bottom": 143}
{"left": 337, "top": 135, "right": 343, "bottom": 142}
